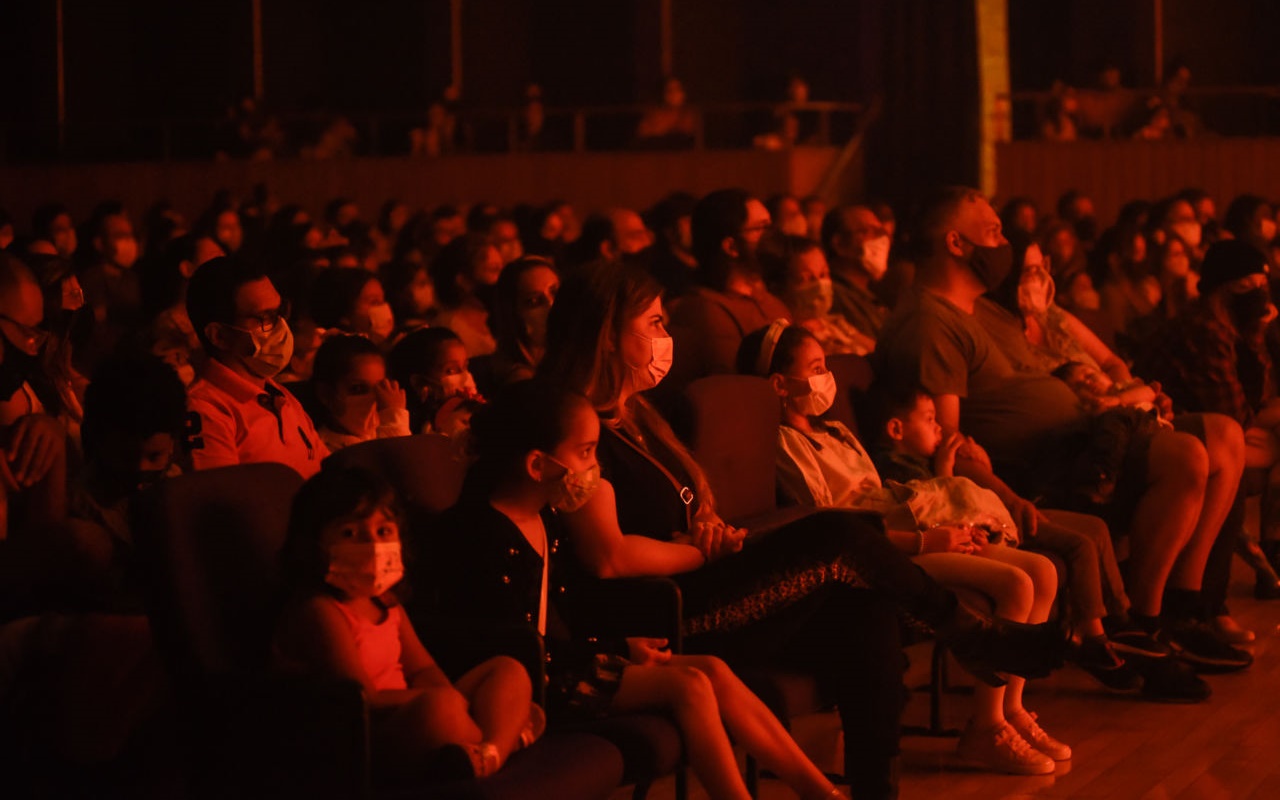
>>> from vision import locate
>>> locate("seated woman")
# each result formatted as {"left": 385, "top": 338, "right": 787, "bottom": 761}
{"left": 429, "top": 234, "right": 504, "bottom": 357}
{"left": 759, "top": 233, "right": 877, "bottom": 356}
{"left": 311, "top": 334, "right": 410, "bottom": 453}
{"left": 984, "top": 231, "right": 1251, "bottom": 654}
{"left": 380, "top": 258, "right": 437, "bottom": 338}
{"left": 433, "top": 380, "right": 843, "bottom": 800}
{"left": 537, "top": 262, "right": 1067, "bottom": 799}
{"left": 273, "top": 466, "right": 542, "bottom": 781}
{"left": 488, "top": 256, "right": 560, "bottom": 386}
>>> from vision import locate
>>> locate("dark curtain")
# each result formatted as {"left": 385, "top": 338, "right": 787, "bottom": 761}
{"left": 864, "top": 0, "right": 980, "bottom": 207}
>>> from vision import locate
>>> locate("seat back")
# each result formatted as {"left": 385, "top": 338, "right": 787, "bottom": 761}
{"left": 326, "top": 433, "right": 469, "bottom": 516}
{"left": 134, "top": 463, "right": 304, "bottom": 685}
{"left": 823, "top": 352, "right": 876, "bottom": 436}
{"left": 682, "top": 375, "right": 781, "bottom": 524}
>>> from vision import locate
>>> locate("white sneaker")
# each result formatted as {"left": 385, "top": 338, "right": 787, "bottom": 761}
{"left": 1008, "top": 709, "right": 1072, "bottom": 761}
{"left": 956, "top": 720, "right": 1056, "bottom": 775}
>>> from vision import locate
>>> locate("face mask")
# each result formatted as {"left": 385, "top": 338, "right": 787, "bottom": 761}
{"left": 1260, "top": 219, "right": 1277, "bottom": 244}
{"left": 545, "top": 457, "right": 602, "bottom": 513}
{"left": 367, "top": 302, "right": 395, "bottom": 340}
{"left": 522, "top": 304, "right": 551, "bottom": 346}
{"left": 860, "top": 236, "right": 891, "bottom": 281}
{"left": 230, "top": 318, "right": 294, "bottom": 380}
{"left": 325, "top": 540, "right": 404, "bottom": 598}
{"left": 1017, "top": 266, "right": 1055, "bottom": 316}
{"left": 789, "top": 370, "right": 837, "bottom": 416}
{"left": 439, "top": 370, "right": 477, "bottom": 398}
{"left": 1229, "top": 286, "right": 1271, "bottom": 331}
{"left": 961, "top": 236, "right": 1014, "bottom": 289}
{"left": 112, "top": 237, "right": 139, "bottom": 269}
{"left": 1171, "top": 221, "right": 1202, "bottom": 250}
{"left": 626, "top": 333, "right": 673, "bottom": 391}
{"left": 176, "top": 363, "right": 196, "bottom": 386}
{"left": 1165, "top": 254, "right": 1191, "bottom": 277}
{"left": 789, "top": 278, "right": 834, "bottom": 320}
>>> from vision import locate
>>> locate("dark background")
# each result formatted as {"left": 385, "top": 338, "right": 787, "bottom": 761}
{"left": 1, "top": 0, "right": 1276, "bottom": 200}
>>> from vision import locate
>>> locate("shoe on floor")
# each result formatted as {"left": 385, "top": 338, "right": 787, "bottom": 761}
{"left": 1131, "top": 654, "right": 1211, "bottom": 704}
{"left": 1072, "top": 638, "right": 1143, "bottom": 692}
{"left": 1160, "top": 618, "right": 1253, "bottom": 673}
{"left": 1211, "top": 615, "right": 1255, "bottom": 645}
{"left": 956, "top": 721, "right": 1056, "bottom": 775}
{"left": 1104, "top": 618, "right": 1174, "bottom": 659}
{"left": 1007, "top": 709, "right": 1072, "bottom": 761}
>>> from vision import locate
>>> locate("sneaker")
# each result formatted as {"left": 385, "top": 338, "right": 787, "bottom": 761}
{"left": 1105, "top": 618, "right": 1174, "bottom": 659}
{"left": 1072, "top": 639, "right": 1143, "bottom": 692}
{"left": 1161, "top": 618, "right": 1253, "bottom": 673}
{"left": 956, "top": 721, "right": 1055, "bottom": 775}
{"left": 1007, "top": 710, "right": 1072, "bottom": 761}
{"left": 1131, "top": 654, "right": 1211, "bottom": 704}
{"left": 1211, "top": 615, "right": 1255, "bottom": 645}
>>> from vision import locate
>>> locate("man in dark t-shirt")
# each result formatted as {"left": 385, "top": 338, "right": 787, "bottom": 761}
{"left": 876, "top": 186, "right": 1249, "bottom": 673}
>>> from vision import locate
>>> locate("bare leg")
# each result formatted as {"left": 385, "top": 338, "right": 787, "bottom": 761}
{"left": 1126, "top": 430, "right": 1207, "bottom": 614}
{"left": 980, "top": 547, "right": 1057, "bottom": 715}
{"left": 668, "top": 655, "right": 837, "bottom": 799}
{"left": 1168, "top": 413, "right": 1245, "bottom": 591}
{"left": 609, "top": 664, "right": 751, "bottom": 800}
{"left": 453, "top": 655, "right": 534, "bottom": 764}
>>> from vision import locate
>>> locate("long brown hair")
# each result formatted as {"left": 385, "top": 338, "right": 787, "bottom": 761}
{"left": 539, "top": 262, "right": 715, "bottom": 515}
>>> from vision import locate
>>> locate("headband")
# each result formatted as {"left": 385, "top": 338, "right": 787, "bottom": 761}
{"left": 755, "top": 318, "right": 792, "bottom": 377}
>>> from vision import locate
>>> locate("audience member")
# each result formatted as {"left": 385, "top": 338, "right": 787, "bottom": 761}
{"left": 77, "top": 210, "right": 142, "bottom": 374}
{"left": 429, "top": 234, "right": 502, "bottom": 357}
{"left": 488, "top": 256, "right": 559, "bottom": 385}
{"left": 387, "top": 327, "right": 484, "bottom": 437}
{"left": 309, "top": 268, "right": 395, "bottom": 347}
{"left": 273, "top": 466, "right": 539, "bottom": 781}
{"left": 644, "top": 192, "right": 699, "bottom": 298}
{"left": 666, "top": 188, "right": 790, "bottom": 390}
{"left": 311, "top": 334, "right": 410, "bottom": 452}
{"left": 436, "top": 379, "right": 844, "bottom": 799}
{"left": 30, "top": 205, "right": 77, "bottom": 260}
{"left": 635, "top": 77, "right": 697, "bottom": 148}
{"left": 759, "top": 233, "right": 876, "bottom": 355}
{"left": 820, "top": 205, "right": 892, "bottom": 339}
{"left": 185, "top": 256, "right": 328, "bottom": 477}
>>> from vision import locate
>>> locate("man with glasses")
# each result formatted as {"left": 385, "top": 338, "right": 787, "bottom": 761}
{"left": 820, "top": 205, "right": 893, "bottom": 343}
{"left": 186, "top": 256, "right": 327, "bottom": 478}
{"left": 664, "top": 188, "right": 792, "bottom": 393}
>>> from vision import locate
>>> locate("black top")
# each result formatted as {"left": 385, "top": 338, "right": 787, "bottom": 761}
{"left": 597, "top": 424, "right": 696, "bottom": 540}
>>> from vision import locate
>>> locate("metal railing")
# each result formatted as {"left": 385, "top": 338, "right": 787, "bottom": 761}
{"left": 0, "top": 100, "right": 866, "bottom": 165}
{"left": 1000, "top": 84, "right": 1280, "bottom": 140}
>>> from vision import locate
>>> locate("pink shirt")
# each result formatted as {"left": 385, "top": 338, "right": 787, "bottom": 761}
{"left": 327, "top": 599, "right": 408, "bottom": 692}
{"left": 187, "top": 359, "right": 329, "bottom": 478}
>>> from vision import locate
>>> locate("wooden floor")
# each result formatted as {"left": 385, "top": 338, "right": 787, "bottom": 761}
{"left": 626, "top": 558, "right": 1280, "bottom": 800}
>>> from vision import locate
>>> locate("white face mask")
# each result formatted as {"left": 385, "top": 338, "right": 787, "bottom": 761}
{"left": 625, "top": 333, "right": 673, "bottom": 392}
{"left": 789, "top": 278, "right": 834, "bottom": 320}
{"left": 789, "top": 371, "right": 837, "bottom": 416}
{"left": 1171, "top": 221, "right": 1202, "bottom": 250}
{"left": 1261, "top": 219, "right": 1278, "bottom": 243}
{"left": 439, "top": 370, "right": 478, "bottom": 398}
{"left": 112, "top": 236, "right": 139, "bottom": 269}
{"left": 860, "top": 235, "right": 891, "bottom": 281}
{"left": 1017, "top": 266, "right": 1055, "bottom": 316}
{"left": 230, "top": 318, "right": 294, "bottom": 380}
{"left": 325, "top": 540, "right": 404, "bottom": 598}
{"left": 367, "top": 302, "right": 395, "bottom": 340}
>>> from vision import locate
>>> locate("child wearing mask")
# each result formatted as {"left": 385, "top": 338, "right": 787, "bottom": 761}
{"left": 760, "top": 233, "right": 877, "bottom": 356}
{"left": 741, "top": 320, "right": 1123, "bottom": 775}
{"left": 312, "top": 334, "right": 410, "bottom": 453}
{"left": 387, "top": 327, "right": 484, "bottom": 437}
{"left": 273, "top": 466, "right": 542, "bottom": 780}
{"left": 433, "top": 379, "right": 842, "bottom": 800}
{"left": 310, "top": 269, "right": 397, "bottom": 348}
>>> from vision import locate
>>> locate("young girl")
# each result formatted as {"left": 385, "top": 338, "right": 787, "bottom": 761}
{"left": 387, "top": 327, "right": 485, "bottom": 436}
{"left": 433, "top": 379, "right": 842, "bottom": 800}
{"left": 312, "top": 334, "right": 411, "bottom": 452}
{"left": 273, "top": 466, "right": 542, "bottom": 780}
{"left": 743, "top": 320, "right": 1077, "bottom": 775}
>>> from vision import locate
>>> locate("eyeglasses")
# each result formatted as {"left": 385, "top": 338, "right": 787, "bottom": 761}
{"left": 234, "top": 301, "right": 291, "bottom": 334}
{"left": 0, "top": 315, "right": 50, "bottom": 354}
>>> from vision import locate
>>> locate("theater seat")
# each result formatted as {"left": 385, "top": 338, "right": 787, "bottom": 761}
{"left": 133, "top": 461, "right": 622, "bottom": 800}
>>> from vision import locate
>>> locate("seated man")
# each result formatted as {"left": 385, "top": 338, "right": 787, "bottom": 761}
{"left": 665, "top": 188, "right": 791, "bottom": 393}
{"left": 874, "top": 186, "right": 1248, "bottom": 673}
{"left": 185, "top": 256, "right": 327, "bottom": 478}
{"left": 820, "top": 204, "right": 893, "bottom": 340}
